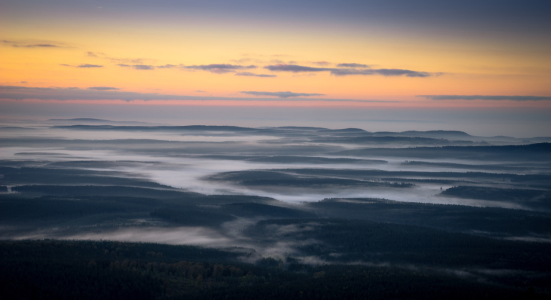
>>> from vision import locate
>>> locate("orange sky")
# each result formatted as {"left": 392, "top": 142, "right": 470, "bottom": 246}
{"left": 1, "top": 0, "right": 550, "bottom": 108}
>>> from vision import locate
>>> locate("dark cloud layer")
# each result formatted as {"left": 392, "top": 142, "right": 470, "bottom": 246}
{"left": 77, "top": 64, "right": 103, "bottom": 68}
{"left": 265, "top": 64, "right": 333, "bottom": 72}
{"left": 133, "top": 64, "right": 154, "bottom": 70}
{"left": 420, "top": 95, "right": 551, "bottom": 101}
{"left": 0, "top": 85, "right": 393, "bottom": 103}
{"left": 235, "top": 72, "right": 276, "bottom": 78}
{"left": 87, "top": 87, "right": 119, "bottom": 91}
{"left": 20, "top": 44, "right": 58, "bottom": 48}
{"left": 184, "top": 64, "right": 257, "bottom": 74}
{"left": 332, "top": 68, "right": 431, "bottom": 77}
{"left": 337, "top": 63, "right": 369, "bottom": 68}
{"left": 265, "top": 64, "right": 433, "bottom": 77}
{"left": 2, "top": 40, "right": 62, "bottom": 48}
{"left": 241, "top": 91, "right": 324, "bottom": 98}
{"left": 118, "top": 64, "right": 154, "bottom": 70}
{"left": 157, "top": 64, "right": 177, "bottom": 69}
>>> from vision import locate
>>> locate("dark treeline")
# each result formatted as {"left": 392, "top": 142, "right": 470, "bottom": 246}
{"left": 310, "top": 135, "right": 477, "bottom": 145}
{"left": 11, "top": 185, "right": 193, "bottom": 198}
{"left": 402, "top": 160, "right": 550, "bottom": 172}
{"left": 221, "top": 203, "right": 315, "bottom": 219}
{"left": 441, "top": 186, "right": 551, "bottom": 210}
{"left": 335, "top": 142, "right": 551, "bottom": 160}
{"left": 308, "top": 198, "right": 551, "bottom": 237}
{"left": 274, "top": 168, "right": 551, "bottom": 182}
{"left": 0, "top": 240, "right": 546, "bottom": 300}
{"left": 198, "top": 155, "right": 387, "bottom": 165}
{"left": 150, "top": 207, "right": 237, "bottom": 227}
{"left": 249, "top": 218, "right": 551, "bottom": 272}
{"left": 206, "top": 170, "right": 414, "bottom": 188}
{"left": 0, "top": 166, "right": 168, "bottom": 188}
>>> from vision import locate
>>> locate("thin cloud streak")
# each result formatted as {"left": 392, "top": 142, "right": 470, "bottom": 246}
{"left": 60, "top": 64, "right": 104, "bottom": 68}
{"left": 2, "top": 40, "right": 63, "bottom": 48}
{"left": 235, "top": 72, "right": 277, "bottom": 78}
{"left": 0, "top": 85, "right": 397, "bottom": 103}
{"left": 419, "top": 95, "right": 551, "bottom": 101}
{"left": 77, "top": 64, "right": 103, "bottom": 68}
{"left": 157, "top": 64, "right": 177, "bottom": 69}
{"left": 265, "top": 64, "right": 333, "bottom": 72}
{"left": 332, "top": 68, "right": 431, "bottom": 77}
{"left": 117, "top": 64, "right": 154, "bottom": 70}
{"left": 87, "top": 87, "right": 119, "bottom": 91}
{"left": 241, "top": 91, "right": 324, "bottom": 98}
{"left": 265, "top": 64, "right": 434, "bottom": 77}
{"left": 337, "top": 63, "right": 369, "bottom": 68}
{"left": 184, "top": 64, "right": 257, "bottom": 74}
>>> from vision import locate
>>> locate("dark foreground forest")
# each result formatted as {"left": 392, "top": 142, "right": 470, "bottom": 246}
{"left": 1, "top": 240, "right": 547, "bottom": 300}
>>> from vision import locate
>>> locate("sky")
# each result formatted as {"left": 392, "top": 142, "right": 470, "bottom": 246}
{"left": 1, "top": 0, "right": 550, "bottom": 136}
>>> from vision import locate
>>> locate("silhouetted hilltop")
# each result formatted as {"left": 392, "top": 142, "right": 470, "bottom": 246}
{"left": 372, "top": 130, "right": 472, "bottom": 138}
{"left": 53, "top": 125, "right": 257, "bottom": 132}
{"left": 336, "top": 142, "right": 551, "bottom": 160}
{"left": 49, "top": 118, "right": 111, "bottom": 122}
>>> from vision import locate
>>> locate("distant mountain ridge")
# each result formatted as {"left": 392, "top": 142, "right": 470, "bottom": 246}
{"left": 49, "top": 118, "right": 111, "bottom": 122}
{"left": 48, "top": 118, "right": 153, "bottom": 125}
{"left": 53, "top": 124, "right": 472, "bottom": 136}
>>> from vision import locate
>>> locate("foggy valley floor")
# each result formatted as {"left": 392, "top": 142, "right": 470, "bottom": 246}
{"left": 1, "top": 120, "right": 550, "bottom": 299}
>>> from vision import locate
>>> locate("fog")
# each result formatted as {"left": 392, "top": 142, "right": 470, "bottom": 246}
{"left": 1, "top": 120, "right": 549, "bottom": 209}
{"left": 1, "top": 118, "right": 550, "bottom": 270}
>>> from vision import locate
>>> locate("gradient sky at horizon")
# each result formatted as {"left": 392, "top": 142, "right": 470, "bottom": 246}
{"left": 1, "top": 0, "right": 550, "bottom": 136}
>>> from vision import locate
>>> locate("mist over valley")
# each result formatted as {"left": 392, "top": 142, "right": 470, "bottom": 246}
{"left": 1, "top": 119, "right": 550, "bottom": 299}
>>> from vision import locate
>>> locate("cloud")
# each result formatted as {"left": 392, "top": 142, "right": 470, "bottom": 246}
{"left": 337, "top": 63, "right": 369, "bottom": 68}
{"left": 2, "top": 40, "right": 67, "bottom": 48}
{"left": 86, "top": 51, "right": 106, "bottom": 57}
{"left": 419, "top": 95, "right": 551, "bottom": 101}
{"left": 77, "top": 64, "right": 103, "bottom": 68}
{"left": 184, "top": 64, "right": 257, "bottom": 74}
{"left": 60, "top": 63, "right": 104, "bottom": 68}
{"left": 330, "top": 69, "right": 375, "bottom": 76}
{"left": 331, "top": 68, "right": 431, "bottom": 77}
{"left": 157, "top": 64, "right": 177, "bottom": 69}
{"left": 313, "top": 61, "right": 331, "bottom": 66}
{"left": 374, "top": 69, "right": 431, "bottom": 77}
{"left": 265, "top": 64, "right": 433, "bottom": 77}
{"left": 109, "top": 57, "right": 147, "bottom": 64}
{"left": 87, "top": 87, "right": 119, "bottom": 91}
{"left": 264, "top": 64, "right": 332, "bottom": 73}
{"left": 118, "top": 64, "right": 154, "bottom": 70}
{"left": 0, "top": 85, "right": 396, "bottom": 103}
{"left": 22, "top": 44, "right": 58, "bottom": 48}
{"left": 133, "top": 64, "right": 154, "bottom": 70}
{"left": 2, "top": 40, "right": 61, "bottom": 48}
{"left": 241, "top": 91, "right": 324, "bottom": 98}
{"left": 235, "top": 72, "right": 276, "bottom": 78}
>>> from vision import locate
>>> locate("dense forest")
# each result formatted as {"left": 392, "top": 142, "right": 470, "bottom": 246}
{"left": 1, "top": 125, "right": 550, "bottom": 299}
{"left": 1, "top": 240, "right": 547, "bottom": 300}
